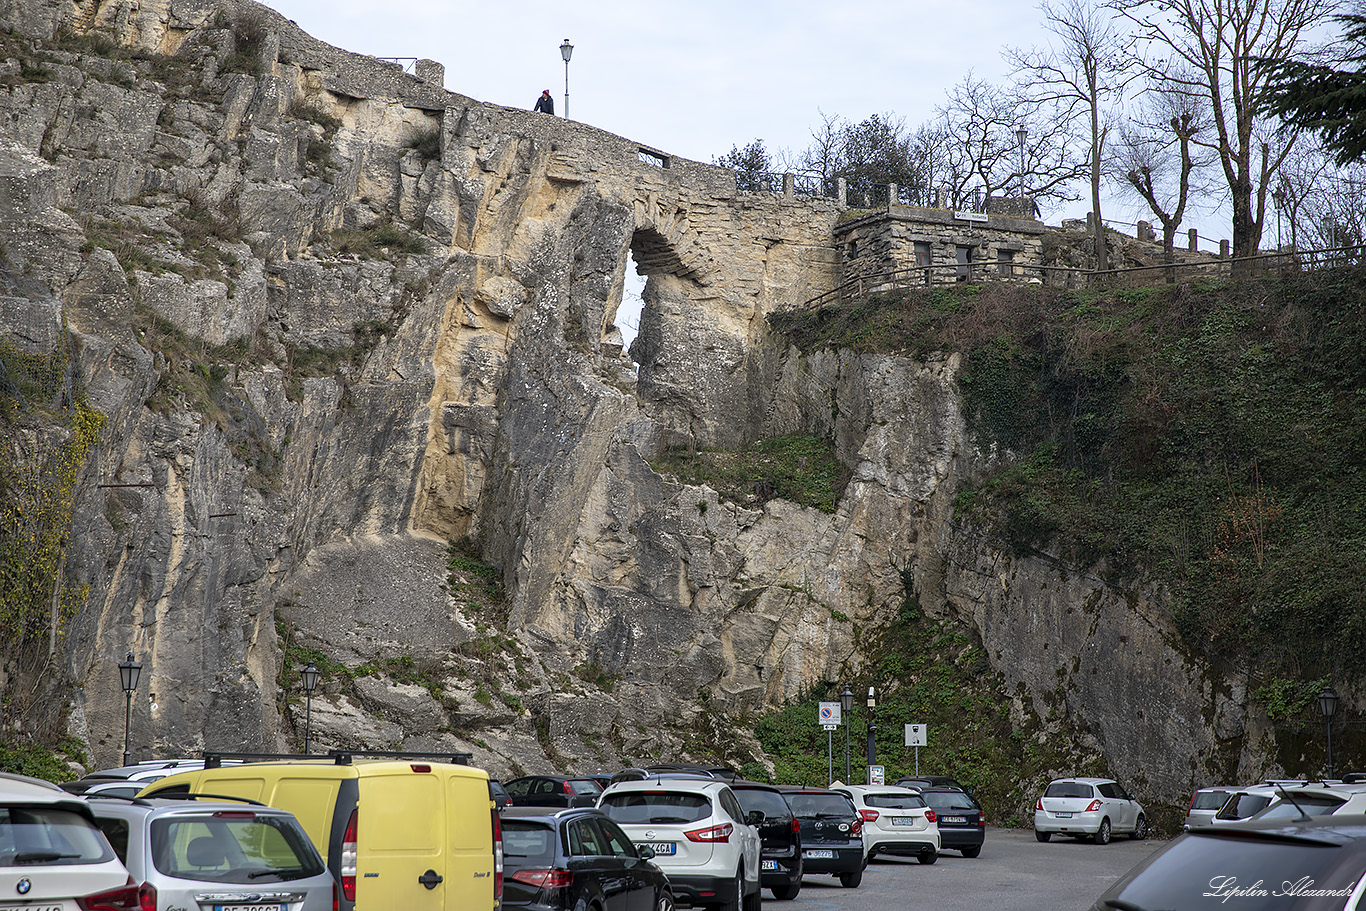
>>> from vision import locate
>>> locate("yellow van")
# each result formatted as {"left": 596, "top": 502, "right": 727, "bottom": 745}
{"left": 140, "top": 753, "right": 502, "bottom": 911}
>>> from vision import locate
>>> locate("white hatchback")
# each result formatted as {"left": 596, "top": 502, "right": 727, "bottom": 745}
{"left": 831, "top": 783, "right": 940, "bottom": 864}
{"left": 1034, "top": 777, "right": 1147, "bottom": 844}
{"left": 598, "top": 777, "right": 762, "bottom": 911}
{"left": 0, "top": 772, "right": 134, "bottom": 909}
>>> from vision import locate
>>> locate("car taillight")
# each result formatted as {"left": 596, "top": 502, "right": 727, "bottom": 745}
{"left": 859, "top": 809, "right": 879, "bottom": 823}
{"left": 1085, "top": 799, "right": 1101, "bottom": 812}
{"left": 563, "top": 781, "right": 574, "bottom": 794}
{"left": 211, "top": 811, "right": 256, "bottom": 819}
{"left": 791, "top": 816, "right": 800, "bottom": 834}
{"left": 686, "top": 822, "right": 734, "bottom": 842}
{"left": 510, "top": 869, "right": 574, "bottom": 889}
{"left": 137, "top": 883, "right": 157, "bottom": 911}
{"left": 1189, "top": 792, "right": 1198, "bottom": 808}
{"left": 332, "top": 879, "right": 338, "bottom": 911}
{"left": 851, "top": 817, "right": 862, "bottom": 836}
{"left": 492, "top": 807, "right": 504, "bottom": 899}
{"left": 925, "top": 809, "right": 937, "bottom": 823}
{"left": 1036, "top": 798, "right": 1044, "bottom": 811}
{"left": 77, "top": 884, "right": 142, "bottom": 911}
{"left": 341, "top": 808, "right": 358, "bottom": 902}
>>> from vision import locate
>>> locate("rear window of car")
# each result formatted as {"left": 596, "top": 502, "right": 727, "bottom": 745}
{"left": 1106, "top": 831, "right": 1363, "bottom": 910}
{"left": 785, "top": 793, "right": 853, "bottom": 817}
{"left": 865, "top": 792, "right": 927, "bottom": 810}
{"left": 150, "top": 812, "right": 324, "bottom": 883}
{"left": 1191, "top": 790, "right": 1229, "bottom": 810}
{"left": 1045, "top": 781, "right": 1095, "bottom": 799}
{"left": 922, "top": 791, "right": 978, "bottom": 811}
{"left": 501, "top": 820, "right": 556, "bottom": 863}
{"left": 1219, "top": 793, "right": 1273, "bottom": 819}
{"left": 1255, "top": 795, "right": 1345, "bottom": 820}
{"left": 0, "top": 806, "right": 116, "bottom": 865}
{"left": 733, "top": 789, "right": 790, "bottom": 819}
{"left": 600, "top": 792, "right": 712, "bottom": 824}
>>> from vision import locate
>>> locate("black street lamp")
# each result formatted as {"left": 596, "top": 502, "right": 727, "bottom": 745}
{"left": 559, "top": 39, "right": 573, "bottom": 120}
{"left": 118, "top": 652, "right": 141, "bottom": 766}
{"left": 1320, "top": 685, "right": 1338, "bottom": 779}
{"left": 866, "top": 686, "right": 878, "bottom": 784}
{"left": 301, "top": 662, "right": 321, "bottom": 755}
{"left": 840, "top": 685, "right": 854, "bottom": 783}
{"left": 1015, "top": 126, "right": 1028, "bottom": 206}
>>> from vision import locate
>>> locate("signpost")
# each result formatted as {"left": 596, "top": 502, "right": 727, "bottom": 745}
{"left": 905, "top": 723, "right": 927, "bottom": 775}
{"left": 869, "top": 764, "right": 885, "bottom": 785}
{"left": 819, "top": 702, "right": 841, "bottom": 784}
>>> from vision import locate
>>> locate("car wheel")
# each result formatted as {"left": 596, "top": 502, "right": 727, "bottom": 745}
{"left": 719, "top": 872, "right": 744, "bottom": 911}
{"left": 1035, "top": 830, "right": 1051, "bottom": 842}
{"left": 838, "top": 867, "right": 863, "bottom": 888}
{"left": 742, "top": 875, "right": 762, "bottom": 911}
{"left": 657, "top": 890, "right": 676, "bottom": 911}
{"left": 960, "top": 845, "right": 982, "bottom": 858}
{"left": 770, "top": 883, "right": 801, "bottom": 901}
{"left": 1130, "top": 815, "right": 1148, "bottom": 840}
{"left": 918, "top": 848, "right": 938, "bottom": 864}
{"left": 1094, "top": 818, "right": 1112, "bottom": 845}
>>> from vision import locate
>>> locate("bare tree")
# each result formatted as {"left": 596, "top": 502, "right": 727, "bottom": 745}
{"left": 1111, "top": 0, "right": 1343, "bottom": 265}
{"left": 936, "top": 73, "right": 1087, "bottom": 212}
{"left": 1274, "top": 142, "right": 1366, "bottom": 250}
{"left": 1008, "top": 0, "right": 1133, "bottom": 269}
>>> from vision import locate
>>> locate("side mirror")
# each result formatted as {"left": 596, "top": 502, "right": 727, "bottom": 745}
{"left": 746, "top": 810, "right": 765, "bottom": 826}
{"left": 637, "top": 844, "right": 656, "bottom": 860}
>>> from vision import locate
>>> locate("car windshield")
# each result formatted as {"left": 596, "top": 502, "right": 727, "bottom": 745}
{"left": 600, "top": 792, "right": 711, "bottom": 825}
{"left": 865, "top": 793, "right": 927, "bottom": 810}
{"left": 733, "top": 789, "right": 790, "bottom": 819}
{"left": 150, "top": 813, "right": 324, "bottom": 883}
{"left": 1101, "top": 831, "right": 1359, "bottom": 911}
{"left": 569, "top": 780, "right": 603, "bottom": 795}
{"left": 1045, "top": 782, "right": 1094, "bottom": 799}
{"left": 0, "top": 806, "right": 115, "bottom": 866}
{"left": 501, "top": 821, "right": 556, "bottom": 862}
{"left": 1191, "top": 791, "right": 1230, "bottom": 810}
{"left": 923, "top": 792, "right": 977, "bottom": 811}
{"left": 786, "top": 794, "right": 852, "bottom": 817}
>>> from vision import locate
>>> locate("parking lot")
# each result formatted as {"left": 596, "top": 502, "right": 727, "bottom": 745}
{"left": 780, "top": 826, "right": 1166, "bottom": 911}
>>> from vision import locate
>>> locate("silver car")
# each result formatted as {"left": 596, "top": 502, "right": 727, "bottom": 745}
{"left": 1034, "top": 777, "right": 1147, "bottom": 844}
{"left": 88, "top": 796, "right": 335, "bottom": 910}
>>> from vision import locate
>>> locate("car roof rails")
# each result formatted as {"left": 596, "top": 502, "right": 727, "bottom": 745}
{"left": 84, "top": 792, "right": 268, "bottom": 807}
{"left": 202, "top": 750, "right": 474, "bottom": 768}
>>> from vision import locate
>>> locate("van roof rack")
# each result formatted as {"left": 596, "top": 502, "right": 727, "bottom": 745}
{"left": 202, "top": 750, "right": 473, "bottom": 768}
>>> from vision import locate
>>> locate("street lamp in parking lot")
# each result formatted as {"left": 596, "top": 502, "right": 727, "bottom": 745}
{"left": 1320, "top": 685, "right": 1338, "bottom": 778}
{"left": 840, "top": 685, "right": 854, "bottom": 783}
{"left": 118, "top": 652, "right": 141, "bottom": 766}
{"left": 301, "top": 661, "right": 321, "bottom": 755}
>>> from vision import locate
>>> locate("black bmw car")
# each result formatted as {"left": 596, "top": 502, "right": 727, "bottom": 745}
{"left": 920, "top": 787, "right": 985, "bottom": 857}
{"left": 501, "top": 806, "right": 673, "bottom": 911}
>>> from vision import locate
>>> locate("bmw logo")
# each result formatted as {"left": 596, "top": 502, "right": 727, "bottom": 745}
{"left": 16, "top": 879, "right": 30, "bottom": 895}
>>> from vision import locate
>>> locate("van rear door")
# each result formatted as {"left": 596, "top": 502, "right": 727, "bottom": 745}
{"left": 355, "top": 765, "right": 444, "bottom": 911}
{"left": 446, "top": 770, "right": 498, "bottom": 911}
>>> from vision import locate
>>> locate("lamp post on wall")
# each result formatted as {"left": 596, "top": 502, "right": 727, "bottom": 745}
{"left": 118, "top": 653, "right": 141, "bottom": 766}
{"left": 840, "top": 685, "right": 854, "bottom": 783}
{"left": 866, "top": 686, "right": 878, "bottom": 784}
{"left": 559, "top": 39, "right": 573, "bottom": 120}
{"left": 1015, "top": 126, "right": 1028, "bottom": 208}
{"left": 1320, "top": 685, "right": 1338, "bottom": 779}
{"left": 301, "top": 662, "right": 321, "bottom": 755}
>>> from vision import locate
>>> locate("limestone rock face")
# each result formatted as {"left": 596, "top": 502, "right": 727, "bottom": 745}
{"left": 0, "top": 0, "right": 1294, "bottom": 812}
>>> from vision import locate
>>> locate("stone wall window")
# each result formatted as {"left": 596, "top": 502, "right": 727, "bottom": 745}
{"left": 997, "top": 248, "right": 1015, "bottom": 276}
{"left": 956, "top": 245, "right": 973, "bottom": 282}
{"left": 915, "top": 241, "right": 932, "bottom": 283}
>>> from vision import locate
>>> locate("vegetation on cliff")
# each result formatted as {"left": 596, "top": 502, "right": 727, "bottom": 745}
{"left": 651, "top": 434, "right": 850, "bottom": 513}
{"left": 769, "top": 267, "right": 1366, "bottom": 707}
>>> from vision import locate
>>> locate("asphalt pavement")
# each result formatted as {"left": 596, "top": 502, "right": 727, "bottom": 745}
{"left": 773, "top": 826, "right": 1166, "bottom": 911}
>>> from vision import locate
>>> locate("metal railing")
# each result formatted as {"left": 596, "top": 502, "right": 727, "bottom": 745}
{"left": 797, "top": 244, "right": 1366, "bottom": 311}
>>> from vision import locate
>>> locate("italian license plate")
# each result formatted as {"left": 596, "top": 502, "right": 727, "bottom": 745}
{"left": 805, "top": 848, "right": 835, "bottom": 859}
{"left": 1056, "top": 812, "right": 1073, "bottom": 818}
{"left": 761, "top": 859, "right": 779, "bottom": 871}
{"left": 943, "top": 815, "right": 966, "bottom": 824}
{"left": 641, "top": 841, "right": 676, "bottom": 855}
{"left": 212, "top": 905, "right": 286, "bottom": 911}
{"left": 0, "top": 906, "right": 63, "bottom": 911}
{"left": 893, "top": 816, "right": 919, "bottom": 826}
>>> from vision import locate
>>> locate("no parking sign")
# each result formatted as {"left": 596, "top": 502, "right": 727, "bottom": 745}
{"left": 818, "top": 702, "right": 841, "bottom": 730}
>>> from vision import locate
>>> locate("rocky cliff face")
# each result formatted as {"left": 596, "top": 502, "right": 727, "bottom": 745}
{"left": 0, "top": 0, "right": 1285, "bottom": 814}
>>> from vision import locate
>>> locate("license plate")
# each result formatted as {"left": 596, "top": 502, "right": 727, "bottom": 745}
{"left": 891, "top": 816, "right": 916, "bottom": 826}
{"left": 805, "top": 849, "right": 835, "bottom": 859}
{"left": 943, "top": 815, "right": 966, "bottom": 824}
{"left": 640, "top": 841, "right": 676, "bottom": 855}
{"left": 761, "top": 859, "right": 779, "bottom": 870}
{"left": 0, "top": 906, "right": 63, "bottom": 911}
{"left": 1056, "top": 812, "right": 1073, "bottom": 818}
{"left": 212, "top": 905, "right": 287, "bottom": 911}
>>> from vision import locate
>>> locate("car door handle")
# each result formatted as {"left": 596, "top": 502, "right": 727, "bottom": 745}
{"left": 418, "top": 869, "right": 444, "bottom": 889}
